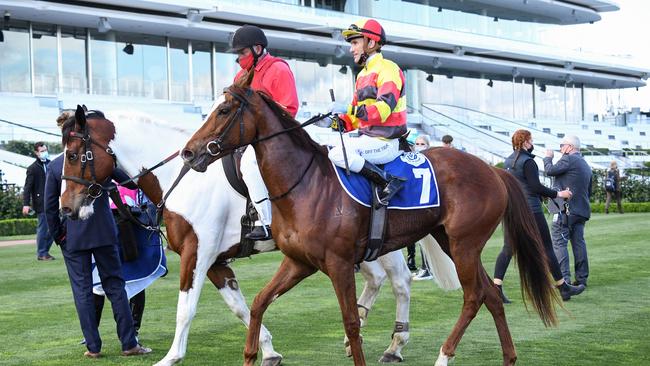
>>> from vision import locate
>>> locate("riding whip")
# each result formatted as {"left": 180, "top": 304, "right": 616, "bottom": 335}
{"left": 330, "top": 88, "right": 350, "bottom": 176}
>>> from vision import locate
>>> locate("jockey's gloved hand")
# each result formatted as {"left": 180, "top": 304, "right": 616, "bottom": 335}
{"left": 329, "top": 116, "right": 341, "bottom": 132}
{"left": 328, "top": 101, "right": 348, "bottom": 115}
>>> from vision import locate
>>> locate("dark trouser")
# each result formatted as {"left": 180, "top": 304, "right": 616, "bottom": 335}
{"left": 94, "top": 290, "right": 146, "bottom": 336}
{"left": 418, "top": 245, "right": 430, "bottom": 272}
{"left": 494, "top": 211, "right": 564, "bottom": 282}
{"left": 36, "top": 212, "right": 54, "bottom": 257}
{"left": 605, "top": 191, "right": 623, "bottom": 213}
{"left": 62, "top": 244, "right": 138, "bottom": 353}
{"left": 406, "top": 244, "right": 416, "bottom": 270}
{"left": 552, "top": 215, "right": 589, "bottom": 285}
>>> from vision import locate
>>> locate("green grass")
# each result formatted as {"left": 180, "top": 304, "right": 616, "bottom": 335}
{"left": 0, "top": 213, "right": 649, "bottom": 365}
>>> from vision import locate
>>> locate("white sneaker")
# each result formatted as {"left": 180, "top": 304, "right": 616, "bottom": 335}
{"left": 413, "top": 270, "right": 433, "bottom": 281}
{"left": 411, "top": 269, "right": 424, "bottom": 278}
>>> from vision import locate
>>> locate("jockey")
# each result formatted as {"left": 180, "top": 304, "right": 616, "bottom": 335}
{"left": 329, "top": 19, "right": 408, "bottom": 206}
{"left": 231, "top": 25, "right": 299, "bottom": 240}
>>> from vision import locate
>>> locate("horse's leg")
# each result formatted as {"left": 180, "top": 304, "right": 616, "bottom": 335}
{"left": 244, "top": 256, "right": 316, "bottom": 366}
{"left": 435, "top": 240, "right": 487, "bottom": 366}
{"left": 155, "top": 242, "right": 210, "bottom": 366}
{"left": 480, "top": 267, "right": 517, "bottom": 365}
{"left": 328, "top": 261, "right": 367, "bottom": 366}
{"left": 377, "top": 250, "right": 412, "bottom": 363}
{"left": 206, "top": 263, "right": 283, "bottom": 366}
{"left": 346, "top": 260, "right": 386, "bottom": 357}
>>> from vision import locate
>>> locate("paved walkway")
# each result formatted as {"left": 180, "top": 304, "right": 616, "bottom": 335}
{"left": 0, "top": 239, "right": 36, "bottom": 248}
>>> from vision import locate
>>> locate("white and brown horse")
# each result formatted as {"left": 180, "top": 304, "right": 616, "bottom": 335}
{"left": 58, "top": 105, "right": 460, "bottom": 365}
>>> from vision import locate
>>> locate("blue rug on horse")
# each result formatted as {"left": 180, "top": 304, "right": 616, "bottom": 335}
{"left": 93, "top": 223, "right": 167, "bottom": 299}
{"left": 333, "top": 151, "right": 440, "bottom": 209}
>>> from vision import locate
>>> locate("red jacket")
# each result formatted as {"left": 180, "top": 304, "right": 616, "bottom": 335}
{"left": 234, "top": 54, "right": 299, "bottom": 118}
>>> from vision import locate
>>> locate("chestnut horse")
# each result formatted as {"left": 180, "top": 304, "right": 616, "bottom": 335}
{"left": 180, "top": 74, "right": 559, "bottom": 366}
{"left": 57, "top": 106, "right": 457, "bottom": 364}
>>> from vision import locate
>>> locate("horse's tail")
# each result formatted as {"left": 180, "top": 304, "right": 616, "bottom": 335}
{"left": 420, "top": 235, "right": 461, "bottom": 290}
{"left": 495, "top": 168, "right": 559, "bottom": 327}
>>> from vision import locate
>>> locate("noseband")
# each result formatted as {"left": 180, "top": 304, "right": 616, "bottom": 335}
{"left": 206, "top": 88, "right": 253, "bottom": 156}
{"left": 61, "top": 116, "right": 116, "bottom": 199}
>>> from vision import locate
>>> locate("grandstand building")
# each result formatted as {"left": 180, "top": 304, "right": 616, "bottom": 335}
{"left": 1, "top": 0, "right": 649, "bottom": 179}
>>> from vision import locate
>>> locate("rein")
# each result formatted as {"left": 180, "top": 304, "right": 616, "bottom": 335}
{"left": 206, "top": 88, "right": 328, "bottom": 203}
{"left": 206, "top": 88, "right": 332, "bottom": 157}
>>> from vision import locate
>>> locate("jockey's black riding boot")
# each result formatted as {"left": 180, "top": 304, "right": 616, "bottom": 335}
{"left": 359, "top": 161, "right": 406, "bottom": 206}
{"left": 496, "top": 284, "right": 511, "bottom": 304}
{"left": 245, "top": 225, "right": 272, "bottom": 241}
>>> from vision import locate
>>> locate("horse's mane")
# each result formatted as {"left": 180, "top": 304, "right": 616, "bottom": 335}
{"left": 105, "top": 110, "right": 197, "bottom": 135}
{"left": 252, "top": 89, "right": 331, "bottom": 173}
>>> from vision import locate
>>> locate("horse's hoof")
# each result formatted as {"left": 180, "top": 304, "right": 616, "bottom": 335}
{"left": 379, "top": 352, "right": 403, "bottom": 363}
{"left": 261, "top": 356, "right": 283, "bottom": 366}
{"left": 154, "top": 359, "right": 179, "bottom": 366}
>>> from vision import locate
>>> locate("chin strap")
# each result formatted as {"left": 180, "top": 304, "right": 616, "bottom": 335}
{"left": 356, "top": 38, "right": 380, "bottom": 66}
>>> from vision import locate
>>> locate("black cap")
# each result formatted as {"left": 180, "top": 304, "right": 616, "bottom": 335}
{"left": 229, "top": 25, "right": 268, "bottom": 52}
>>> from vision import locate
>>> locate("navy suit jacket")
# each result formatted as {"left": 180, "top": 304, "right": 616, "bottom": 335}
{"left": 543, "top": 152, "right": 593, "bottom": 220}
{"left": 44, "top": 155, "right": 119, "bottom": 251}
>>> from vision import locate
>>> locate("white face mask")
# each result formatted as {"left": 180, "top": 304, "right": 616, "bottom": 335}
{"left": 414, "top": 146, "right": 427, "bottom": 152}
{"left": 39, "top": 151, "right": 49, "bottom": 161}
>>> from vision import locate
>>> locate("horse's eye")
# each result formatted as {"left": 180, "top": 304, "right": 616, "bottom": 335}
{"left": 68, "top": 152, "right": 78, "bottom": 161}
{"left": 218, "top": 107, "right": 230, "bottom": 115}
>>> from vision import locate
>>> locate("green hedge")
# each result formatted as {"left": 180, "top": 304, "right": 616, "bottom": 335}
{"left": 0, "top": 218, "right": 38, "bottom": 236}
{"left": 590, "top": 202, "right": 650, "bottom": 213}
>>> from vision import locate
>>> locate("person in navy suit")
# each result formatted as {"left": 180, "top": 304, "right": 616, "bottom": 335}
{"left": 44, "top": 113, "right": 152, "bottom": 359}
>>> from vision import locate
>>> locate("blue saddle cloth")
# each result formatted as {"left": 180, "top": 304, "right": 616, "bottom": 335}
{"left": 334, "top": 152, "right": 440, "bottom": 210}
{"left": 93, "top": 223, "right": 167, "bottom": 298}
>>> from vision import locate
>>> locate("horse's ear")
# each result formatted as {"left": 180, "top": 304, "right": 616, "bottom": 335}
{"left": 235, "top": 69, "right": 255, "bottom": 89}
{"left": 82, "top": 104, "right": 88, "bottom": 112}
{"left": 75, "top": 105, "right": 86, "bottom": 128}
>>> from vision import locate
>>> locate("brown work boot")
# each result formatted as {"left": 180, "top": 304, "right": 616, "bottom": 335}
{"left": 122, "top": 345, "right": 152, "bottom": 356}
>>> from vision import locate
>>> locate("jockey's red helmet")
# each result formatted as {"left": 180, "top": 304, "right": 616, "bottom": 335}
{"left": 342, "top": 19, "right": 386, "bottom": 45}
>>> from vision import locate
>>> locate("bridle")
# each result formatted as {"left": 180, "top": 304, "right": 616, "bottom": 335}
{"left": 205, "top": 88, "right": 253, "bottom": 157}
{"left": 206, "top": 87, "right": 331, "bottom": 157}
{"left": 61, "top": 113, "right": 180, "bottom": 233}
{"left": 61, "top": 115, "right": 117, "bottom": 199}
{"left": 204, "top": 87, "right": 331, "bottom": 201}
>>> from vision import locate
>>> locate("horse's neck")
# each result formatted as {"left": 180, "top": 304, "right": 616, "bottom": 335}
{"left": 254, "top": 113, "right": 324, "bottom": 206}
{"left": 107, "top": 113, "right": 197, "bottom": 202}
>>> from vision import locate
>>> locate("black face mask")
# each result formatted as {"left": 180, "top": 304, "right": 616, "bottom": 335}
{"left": 526, "top": 146, "right": 534, "bottom": 153}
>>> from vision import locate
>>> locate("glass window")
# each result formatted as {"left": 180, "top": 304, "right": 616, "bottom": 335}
{"left": 90, "top": 30, "right": 118, "bottom": 96}
{"left": 169, "top": 38, "right": 189, "bottom": 101}
{"left": 0, "top": 21, "right": 30, "bottom": 93}
{"left": 60, "top": 26, "right": 87, "bottom": 94}
{"left": 32, "top": 23, "right": 58, "bottom": 95}
{"left": 113, "top": 33, "right": 167, "bottom": 99}
{"left": 291, "top": 59, "right": 353, "bottom": 117}
{"left": 214, "top": 51, "right": 238, "bottom": 91}
{"left": 141, "top": 36, "right": 167, "bottom": 100}
{"left": 192, "top": 41, "right": 212, "bottom": 102}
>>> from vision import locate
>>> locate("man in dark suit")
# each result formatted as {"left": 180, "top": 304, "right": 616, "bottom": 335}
{"left": 45, "top": 127, "right": 151, "bottom": 358}
{"left": 23, "top": 142, "right": 54, "bottom": 260}
{"left": 544, "top": 135, "right": 593, "bottom": 287}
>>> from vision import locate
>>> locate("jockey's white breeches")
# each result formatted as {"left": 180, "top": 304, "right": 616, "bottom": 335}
{"left": 328, "top": 133, "right": 401, "bottom": 173}
{"left": 240, "top": 147, "right": 272, "bottom": 226}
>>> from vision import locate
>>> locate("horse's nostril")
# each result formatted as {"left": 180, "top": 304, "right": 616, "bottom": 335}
{"left": 61, "top": 207, "right": 72, "bottom": 216}
{"left": 181, "top": 148, "right": 195, "bottom": 162}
